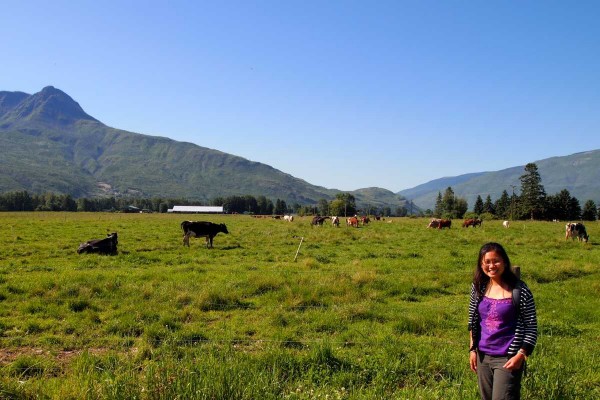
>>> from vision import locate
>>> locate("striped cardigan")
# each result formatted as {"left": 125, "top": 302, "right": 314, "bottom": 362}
{"left": 468, "top": 280, "right": 538, "bottom": 356}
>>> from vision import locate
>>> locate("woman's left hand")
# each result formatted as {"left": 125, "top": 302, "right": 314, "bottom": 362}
{"left": 503, "top": 353, "right": 525, "bottom": 370}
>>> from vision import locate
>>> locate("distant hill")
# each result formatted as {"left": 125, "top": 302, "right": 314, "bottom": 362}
{"left": 0, "top": 86, "right": 408, "bottom": 210}
{"left": 398, "top": 150, "right": 600, "bottom": 210}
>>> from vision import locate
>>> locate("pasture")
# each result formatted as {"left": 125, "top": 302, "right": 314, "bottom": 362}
{"left": 0, "top": 212, "right": 598, "bottom": 399}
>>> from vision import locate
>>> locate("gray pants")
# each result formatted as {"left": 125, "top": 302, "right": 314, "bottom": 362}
{"left": 477, "top": 352, "right": 524, "bottom": 400}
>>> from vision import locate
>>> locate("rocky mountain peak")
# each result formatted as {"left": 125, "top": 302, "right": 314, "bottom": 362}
{"left": 0, "top": 86, "right": 99, "bottom": 126}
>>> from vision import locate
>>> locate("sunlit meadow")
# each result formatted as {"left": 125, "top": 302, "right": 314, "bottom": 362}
{"left": 0, "top": 212, "right": 598, "bottom": 399}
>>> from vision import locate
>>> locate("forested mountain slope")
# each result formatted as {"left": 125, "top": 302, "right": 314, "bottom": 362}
{"left": 0, "top": 87, "right": 407, "bottom": 209}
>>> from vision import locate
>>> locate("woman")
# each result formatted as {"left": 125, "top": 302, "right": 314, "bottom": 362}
{"left": 468, "top": 242, "right": 537, "bottom": 400}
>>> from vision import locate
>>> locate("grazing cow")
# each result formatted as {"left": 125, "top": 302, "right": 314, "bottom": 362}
{"left": 503, "top": 220, "right": 510, "bottom": 228}
{"left": 331, "top": 216, "right": 340, "bottom": 227}
{"left": 311, "top": 216, "right": 330, "bottom": 226}
{"left": 463, "top": 218, "right": 482, "bottom": 228}
{"left": 462, "top": 219, "right": 475, "bottom": 228}
{"left": 429, "top": 219, "right": 451, "bottom": 229}
{"left": 283, "top": 215, "right": 294, "bottom": 222}
{"left": 565, "top": 222, "right": 589, "bottom": 243}
{"left": 361, "top": 216, "right": 370, "bottom": 225}
{"left": 77, "top": 232, "right": 118, "bottom": 255}
{"left": 181, "top": 221, "right": 229, "bottom": 248}
{"left": 428, "top": 218, "right": 441, "bottom": 229}
{"left": 347, "top": 216, "right": 359, "bottom": 228}
{"left": 439, "top": 219, "right": 452, "bottom": 229}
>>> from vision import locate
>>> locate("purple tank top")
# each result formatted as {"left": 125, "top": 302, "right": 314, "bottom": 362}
{"left": 478, "top": 296, "right": 517, "bottom": 356}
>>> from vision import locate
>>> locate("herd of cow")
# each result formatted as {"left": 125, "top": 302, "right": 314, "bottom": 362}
{"left": 75, "top": 217, "right": 590, "bottom": 255}
{"left": 425, "top": 218, "right": 589, "bottom": 243}
{"left": 310, "top": 215, "right": 373, "bottom": 227}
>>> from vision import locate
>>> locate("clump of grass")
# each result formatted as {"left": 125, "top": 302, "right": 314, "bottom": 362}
{"left": 351, "top": 270, "right": 376, "bottom": 287}
{"left": 197, "top": 291, "right": 251, "bottom": 311}
{"left": 249, "top": 276, "right": 284, "bottom": 295}
{"left": 178, "top": 331, "right": 209, "bottom": 346}
{"left": 68, "top": 299, "right": 92, "bottom": 312}
{"left": 394, "top": 315, "right": 438, "bottom": 336}
{"left": 9, "top": 355, "right": 55, "bottom": 379}
{"left": 530, "top": 267, "right": 590, "bottom": 283}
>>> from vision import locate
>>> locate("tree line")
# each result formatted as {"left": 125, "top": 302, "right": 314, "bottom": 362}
{"left": 0, "top": 190, "right": 410, "bottom": 217}
{"left": 431, "top": 163, "right": 599, "bottom": 221}
{"left": 0, "top": 192, "right": 292, "bottom": 215}
{"left": 3, "top": 163, "right": 594, "bottom": 220}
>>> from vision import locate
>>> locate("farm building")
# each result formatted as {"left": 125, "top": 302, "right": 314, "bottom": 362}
{"left": 167, "top": 205, "right": 224, "bottom": 214}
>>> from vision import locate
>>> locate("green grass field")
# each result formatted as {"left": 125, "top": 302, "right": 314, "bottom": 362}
{"left": 0, "top": 212, "right": 598, "bottom": 399}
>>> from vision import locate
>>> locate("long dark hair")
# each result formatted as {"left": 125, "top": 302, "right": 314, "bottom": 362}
{"left": 473, "top": 242, "right": 519, "bottom": 293}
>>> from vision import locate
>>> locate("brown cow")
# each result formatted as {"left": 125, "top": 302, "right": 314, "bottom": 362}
{"left": 347, "top": 217, "right": 359, "bottom": 228}
{"left": 427, "top": 218, "right": 441, "bottom": 228}
{"left": 463, "top": 218, "right": 482, "bottom": 228}
{"left": 438, "top": 219, "right": 452, "bottom": 229}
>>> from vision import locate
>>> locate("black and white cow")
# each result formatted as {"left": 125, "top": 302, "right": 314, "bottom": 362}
{"left": 565, "top": 222, "right": 589, "bottom": 243}
{"left": 181, "top": 221, "right": 229, "bottom": 248}
{"left": 77, "top": 232, "right": 118, "bottom": 255}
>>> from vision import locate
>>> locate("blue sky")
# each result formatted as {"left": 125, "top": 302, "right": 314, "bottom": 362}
{"left": 2, "top": 1, "right": 599, "bottom": 192}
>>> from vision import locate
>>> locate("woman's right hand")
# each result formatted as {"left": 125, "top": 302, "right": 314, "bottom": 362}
{"left": 469, "top": 351, "right": 477, "bottom": 373}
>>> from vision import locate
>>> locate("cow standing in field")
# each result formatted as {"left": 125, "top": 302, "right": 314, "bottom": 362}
{"left": 503, "top": 220, "right": 510, "bottom": 228}
{"left": 429, "top": 218, "right": 451, "bottom": 229}
{"left": 428, "top": 219, "right": 440, "bottom": 229}
{"left": 332, "top": 216, "right": 340, "bottom": 227}
{"left": 463, "top": 218, "right": 482, "bottom": 228}
{"left": 565, "top": 222, "right": 589, "bottom": 243}
{"left": 283, "top": 215, "right": 294, "bottom": 222}
{"left": 181, "top": 221, "right": 229, "bottom": 248}
{"left": 439, "top": 219, "right": 452, "bottom": 229}
{"left": 77, "top": 232, "right": 118, "bottom": 255}
{"left": 311, "top": 216, "right": 330, "bottom": 226}
{"left": 347, "top": 216, "right": 359, "bottom": 228}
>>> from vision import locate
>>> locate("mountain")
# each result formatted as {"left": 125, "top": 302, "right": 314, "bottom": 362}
{"left": 0, "top": 86, "right": 408, "bottom": 209}
{"left": 398, "top": 150, "right": 600, "bottom": 210}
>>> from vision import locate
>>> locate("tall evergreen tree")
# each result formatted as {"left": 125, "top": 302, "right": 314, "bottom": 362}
{"left": 519, "top": 163, "right": 546, "bottom": 220}
{"left": 554, "top": 189, "right": 573, "bottom": 221}
{"left": 454, "top": 198, "right": 469, "bottom": 218}
{"left": 473, "top": 195, "right": 484, "bottom": 215}
{"left": 274, "top": 199, "right": 287, "bottom": 215}
{"left": 581, "top": 200, "right": 598, "bottom": 221}
{"left": 483, "top": 195, "right": 495, "bottom": 215}
{"left": 567, "top": 197, "right": 581, "bottom": 220}
{"left": 434, "top": 192, "right": 443, "bottom": 218}
{"left": 442, "top": 187, "right": 455, "bottom": 217}
{"left": 494, "top": 190, "right": 511, "bottom": 219}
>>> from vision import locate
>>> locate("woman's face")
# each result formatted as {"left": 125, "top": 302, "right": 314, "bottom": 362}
{"left": 481, "top": 250, "right": 506, "bottom": 281}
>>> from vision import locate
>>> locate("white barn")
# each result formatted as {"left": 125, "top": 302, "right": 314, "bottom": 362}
{"left": 167, "top": 206, "right": 224, "bottom": 214}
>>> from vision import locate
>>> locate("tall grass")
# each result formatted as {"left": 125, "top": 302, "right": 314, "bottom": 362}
{"left": 0, "top": 213, "right": 598, "bottom": 399}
